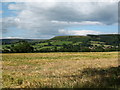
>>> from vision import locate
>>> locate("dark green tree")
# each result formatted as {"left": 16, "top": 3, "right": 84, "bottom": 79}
{"left": 11, "top": 41, "right": 33, "bottom": 53}
{"left": 48, "top": 42, "right": 52, "bottom": 46}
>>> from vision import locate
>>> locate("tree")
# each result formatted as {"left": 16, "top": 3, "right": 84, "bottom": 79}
{"left": 91, "top": 46, "right": 104, "bottom": 52}
{"left": 11, "top": 41, "right": 33, "bottom": 53}
{"left": 48, "top": 42, "right": 52, "bottom": 46}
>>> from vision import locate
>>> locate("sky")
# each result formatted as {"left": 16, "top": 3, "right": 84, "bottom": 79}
{"left": 0, "top": 1, "right": 118, "bottom": 39}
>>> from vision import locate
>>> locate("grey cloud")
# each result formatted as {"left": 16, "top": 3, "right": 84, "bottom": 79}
{"left": 34, "top": 2, "right": 117, "bottom": 24}
{"left": 3, "top": 2, "right": 118, "bottom": 38}
{"left": 2, "top": 17, "right": 17, "bottom": 33}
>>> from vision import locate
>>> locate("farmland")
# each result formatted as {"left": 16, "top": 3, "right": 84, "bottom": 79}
{"left": 2, "top": 34, "right": 120, "bottom": 53}
{"left": 2, "top": 52, "right": 120, "bottom": 88}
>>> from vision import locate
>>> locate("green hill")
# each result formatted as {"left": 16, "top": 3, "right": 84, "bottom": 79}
{"left": 1, "top": 34, "right": 120, "bottom": 52}
{"left": 50, "top": 35, "right": 91, "bottom": 42}
{"left": 50, "top": 34, "right": 120, "bottom": 45}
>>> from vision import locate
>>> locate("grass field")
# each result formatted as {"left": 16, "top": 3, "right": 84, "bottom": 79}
{"left": 2, "top": 52, "right": 120, "bottom": 88}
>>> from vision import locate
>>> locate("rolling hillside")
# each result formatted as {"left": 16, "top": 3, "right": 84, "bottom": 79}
{"left": 1, "top": 34, "right": 120, "bottom": 52}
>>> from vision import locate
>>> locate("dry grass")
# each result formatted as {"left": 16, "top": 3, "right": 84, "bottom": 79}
{"left": 2, "top": 52, "right": 120, "bottom": 88}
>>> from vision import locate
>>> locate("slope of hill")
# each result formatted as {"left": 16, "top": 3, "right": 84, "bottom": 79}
{"left": 2, "top": 39, "right": 47, "bottom": 44}
{"left": 50, "top": 35, "right": 91, "bottom": 42}
{"left": 1, "top": 34, "right": 120, "bottom": 52}
{"left": 50, "top": 34, "right": 120, "bottom": 45}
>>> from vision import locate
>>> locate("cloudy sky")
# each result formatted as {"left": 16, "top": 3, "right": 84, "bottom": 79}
{"left": 1, "top": 1, "right": 118, "bottom": 39}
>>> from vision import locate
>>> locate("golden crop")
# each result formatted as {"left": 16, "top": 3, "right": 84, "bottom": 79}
{"left": 2, "top": 52, "right": 119, "bottom": 88}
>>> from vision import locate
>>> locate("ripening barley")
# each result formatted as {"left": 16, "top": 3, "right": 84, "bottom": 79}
{"left": 2, "top": 52, "right": 119, "bottom": 88}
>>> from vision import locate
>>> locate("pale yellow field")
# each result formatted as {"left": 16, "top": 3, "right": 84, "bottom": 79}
{"left": 2, "top": 52, "right": 120, "bottom": 88}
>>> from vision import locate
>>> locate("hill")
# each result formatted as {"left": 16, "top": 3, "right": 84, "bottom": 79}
{"left": 1, "top": 34, "right": 120, "bottom": 52}
{"left": 50, "top": 34, "right": 120, "bottom": 45}
{"left": 1, "top": 39, "right": 47, "bottom": 44}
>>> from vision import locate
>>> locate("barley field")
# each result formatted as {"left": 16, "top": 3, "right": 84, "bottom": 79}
{"left": 2, "top": 52, "right": 120, "bottom": 88}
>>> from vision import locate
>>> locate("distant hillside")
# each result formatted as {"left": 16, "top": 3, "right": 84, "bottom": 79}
{"left": 87, "top": 34, "right": 120, "bottom": 45}
{"left": 1, "top": 39, "right": 47, "bottom": 44}
{"left": 50, "top": 35, "right": 91, "bottom": 42}
{"left": 1, "top": 34, "right": 120, "bottom": 45}
{"left": 51, "top": 34, "right": 119, "bottom": 40}
{"left": 1, "top": 34, "right": 120, "bottom": 53}
{"left": 50, "top": 34, "right": 120, "bottom": 45}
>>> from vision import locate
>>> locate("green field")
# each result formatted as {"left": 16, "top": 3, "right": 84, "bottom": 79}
{"left": 2, "top": 52, "right": 120, "bottom": 88}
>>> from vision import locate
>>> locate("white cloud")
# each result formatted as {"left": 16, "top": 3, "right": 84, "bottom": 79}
{"left": 1, "top": 0, "right": 119, "bottom": 2}
{"left": 51, "top": 20, "right": 104, "bottom": 25}
{"left": 2, "top": 36, "right": 24, "bottom": 39}
{"left": 8, "top": 3, "right": 25, "bottom": 10}
{"left": 2, "top": 2, "right": 118, "bottom": 38}
{"left": 59, "top": 29, "right": 102, "bottom": 35}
